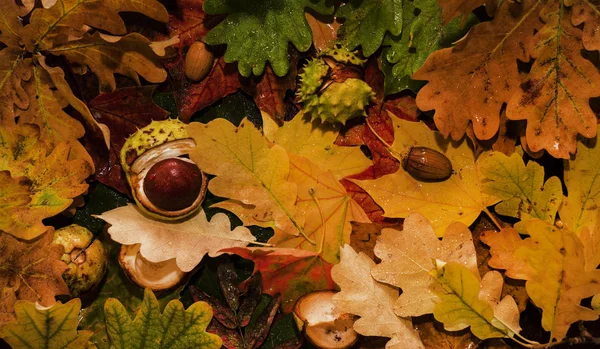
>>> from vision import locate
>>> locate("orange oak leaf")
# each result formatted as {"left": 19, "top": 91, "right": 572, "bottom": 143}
{"left": 221, "top": 247, "right": 334, "bottom": 312}
{"left": 569, "top": 1, "right": 600, "bottom": 52}
{"left": 0, "top": 230, "right": 69, "bottom": 307}
{"left": 438, "top": 0, "right": 497, "bottom": 24}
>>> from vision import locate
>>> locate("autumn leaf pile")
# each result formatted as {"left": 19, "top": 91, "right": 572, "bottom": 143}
{"left": 2, "top": 0, "right": 600, "bottom": 348}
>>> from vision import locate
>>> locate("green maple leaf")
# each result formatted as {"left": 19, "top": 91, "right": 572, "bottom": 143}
{"left": 0, "top": 299, "right": 94, "bottom": 349}
{"left": 104, "top": 288, "right": 222, "bottom": 349}
{"left": 336, "top": 0, "right": 403, "bottom": 57}
{"left": 203, "top": 0, "right": 334, "bottom": 77}
{"left": 382, "top": 0, "right": 476, "bottom": 95}
{"left": 480, "top": 152, "right": 562, "bottom": 224}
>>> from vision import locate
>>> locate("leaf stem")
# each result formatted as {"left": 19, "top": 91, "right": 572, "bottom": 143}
{"left": 364, "top": 117, "right": 403, "bottom": 160}
{"left": 483, "top": 208, "right": 504, "bottom": 230}
{"left": 309, "top": 188, "right": 326, "bottom": 256}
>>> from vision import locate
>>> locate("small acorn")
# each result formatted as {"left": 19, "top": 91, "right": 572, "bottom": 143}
{"left": 402, "top": 146, "right": 453, "bottom": 181}
{"left": 185, "top": 41, "right": 214, "bottom": 82}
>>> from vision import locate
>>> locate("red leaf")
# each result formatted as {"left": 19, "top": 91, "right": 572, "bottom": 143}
{"left": 166, "top": 0, "right": 217, "bottom": 48}
{"left": 85, "top": 86, "right": 169, "bottom": 194}
{"left": 222, "top": 247, "right": 334, "bottom": 312}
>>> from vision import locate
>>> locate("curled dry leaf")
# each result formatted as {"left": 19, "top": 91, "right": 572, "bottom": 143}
{"left": 98, "top": 204, "right": 256, "bottom": 272}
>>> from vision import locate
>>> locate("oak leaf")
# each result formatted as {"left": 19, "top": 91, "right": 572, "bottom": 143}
{"left": 0, "top": 298, "right": 94, "bottom": 349}
{"left": 188, "top": 118, "right": 304, "bottom": 237}
{"left": 203, "top": 0, "right": 334, "bottom": 77}
{"left": 0, "top": 124, "right": 93, "bottom": 240}
{"left": 331, "top": 245, "right": 425, "bottom": 349}
{"left": 437, "top": 0, "right": 496, "bottom": 24}
{"left": 104, "top": 288, "right": 222, "bottom": 348}
{"left": 0, "top": 231, "right": 69, "bottom": 307}
{"left": 99, "top": 204, "right": 256, "bottom": 272}
{"left": 480, "top": 152, "right": 562, "bottom": 223}
{"left": 371, "top": 213, "right": 479, "bottom": 317}
{"left": 353, "top": 116, "right": 498, "bottom": 236}
{"left": 269, "top": 111, "right": 372, "bottom": 180}
{"left": 222, "top": 247, "right": 334, "bottom": 312}
{"left": 481, "top": 220, "right": 600, "bottom": 341}
{"left": 103, "top": 0, "right": 169, "bottom": 22}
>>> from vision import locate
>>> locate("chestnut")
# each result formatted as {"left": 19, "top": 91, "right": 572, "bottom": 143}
{"left": 143, "top": 158, "right": 203, "bottom": 211}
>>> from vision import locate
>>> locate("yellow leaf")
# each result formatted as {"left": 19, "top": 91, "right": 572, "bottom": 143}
{"left": 23, "top": 0, "right": 125, "bottom": 51}
{"left": 47, "top": 32, "right": 167, "bottom": 92}
{"left": 270, "top": 154, "right": 370, "bottom": 263}
{"left": 0, "top": 1, "right": 24, "bottom": 46}
{"left": 103, "top": 0, "right": 169, "bottom": 23}
{"left": 480, "top": 152, "right": 562, "bottom": 223}
{"left": 370, "top": 213, "right": 479, "bottom": 317}
{"left": 271, "top": 112, "right": 371, "bottom": 179}
{"left": 481, "top": 220, "right": 600, "bottom": 341}
{"left": 0, "top": 172, "right": 32, "bottom": 237}
{"left": 0, "top": 124, "right": 93, "bottom": 240}
{"left": 188, "top": 118, "right": 304, "bottom": 237}
{"left": 331, "top": 245, "right": 424, "bottom": 349}
{"left": 98, "top": 204, "right": 256, "bottom": 272}
{"left": 433, "top": 262, "right": 520, "bottom": 340}
{"left": 353, "top": 116, "right": 498, "bottom": 236}
{"left": 0, "top": 48, "right": 31, "bottom": 124}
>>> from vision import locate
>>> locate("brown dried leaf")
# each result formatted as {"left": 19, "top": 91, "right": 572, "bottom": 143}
{"left": 438, "top": 0, "right": 497, "bottom": 24}
{"left": 305, "top": 12, "right": 340, "bottom": 51}
{"left": 0, "top": 231, "right": 69, "bottom": 306}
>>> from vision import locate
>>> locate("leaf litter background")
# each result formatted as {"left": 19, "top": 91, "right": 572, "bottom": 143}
{"left": 2, "top": 0, "right": 600, "bottom": 348}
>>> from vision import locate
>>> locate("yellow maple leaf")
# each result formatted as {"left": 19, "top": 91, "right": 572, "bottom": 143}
{"left": 0, "top": 124, "right": 93, "bottom": 240}
{"left": 331, "top": 245, "right": 425, "bottom": 349}
{"left": 353, "top": 116, "right": 498, "bottom": 236}
{"left": 481, "top": 220, "right": 600, "bottom": 341}
{"left": 267, "top": 111, "right": 371, "bottom": 179}
{"left": 270, "top": 154, "right": 370, "bottom": 264}
{"left": 187, "top": 118, "right": 304, "bottom": 237}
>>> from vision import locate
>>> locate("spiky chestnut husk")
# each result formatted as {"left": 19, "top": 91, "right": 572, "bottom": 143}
{"left": 53, "top": 225, "right": 107, "bottom": 297}
{"left": 297, "top": 47, "right": 375, "bottom": 125}
{"left": 120, "top": 119, "right": 207, "bottom": 221}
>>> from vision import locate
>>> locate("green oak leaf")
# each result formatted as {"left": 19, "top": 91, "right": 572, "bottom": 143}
{"left": 0, "top": 299, "right": 94, "bottom": 349}
{"left": 203, "top": 0, "right": 334, "bottom": 77}
{"left": 337, "top": 0, "right": 403, "bottom": 57}
{"left": 480, "top": 152, "right": 562, "bottom": 224}
{"left": 104, "top": 288, "right": 222, "bottom": 349}
{"left": 382, "top": 0, "right": 476, "bottom": 95}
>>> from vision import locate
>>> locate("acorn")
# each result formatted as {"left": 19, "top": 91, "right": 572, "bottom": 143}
{"left": 402, "top": 146, "right": 453, "bottom": 181}
{"left": 185, "top": 41, "right": 214, "bottom": 82}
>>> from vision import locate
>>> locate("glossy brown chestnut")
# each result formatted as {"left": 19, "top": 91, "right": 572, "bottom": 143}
{"left": 143, "top": 158, "right": 203, "bottom": 211}
{"left": 402, "top": 146, "right": 452, "bottom": 181}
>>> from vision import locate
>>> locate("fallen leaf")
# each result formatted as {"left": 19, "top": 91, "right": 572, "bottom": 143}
{"left": 85, "top": 85, "right": 169, "bottom": 194}
{"left": 104, "top": 288, "right": 222, "bottom": 348}
{"left": 203, "top": 0, "right": 334, "bottom": 76}
{"left": 0, "top": 288, "right": 17, "bottom": 327}
{"left": 0, "top": 298, "right": 93, "bottom": 349}
{"left": 337, "top": 0, "right": 404, "bottom": 57}
{"left": 270, "top": 111, "right": 372, "bottom": 180}
{"left": 269, "top": 154, "right": 371, "bottom": 264}
{"left": 353, "top": 116, "right": 498, "bottom": 236}
{"left": 570, "top": 1, "right": 600, "bottom": 51}
{"left": 188, "top": 118, "right": 304, "bottom": 237}
{"left": 99, "top": 204, "right": 256, "bottom": 272}
{"left": 0, "top": 231, "right": 68, "bottom": 307}
{"left": 371, "top": 213, "right": 479, "bottom": 317}
{"left": 0, "top": 124, "right": 93, "bottom": 240}
{"left": 103, "top": 0, "right": 169, "bottom": 22}
{"left": 480, "top": 152, "right": 562, "bottom": 223}
{"left": 331, "top": 245, "right": 425, "bottom": 349}
{"left": 481, "top": 220, "right": 600, "bottom": 341}
{"left": 164, "top": 0, "right": 214, "bottom": 48}
{"left": 305, "top": 12, "right": 340, "bottom": 51}
{"left": 437, "top": 0, "right": 496, "bottom": 24}
{"left": 222, "top": 247, "right": 334, "bottom": 312}
{"left": 413, "top": 316, "right": 480, "bottom": 349}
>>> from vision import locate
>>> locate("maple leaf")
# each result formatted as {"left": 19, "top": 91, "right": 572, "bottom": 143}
{"left": 104, "top": 288, "right": 222, "bottom": 348}
{"left": 268, "top": 154, "right": 370, "bottom": 264}
{"left": 382, "top": 0, "right": 476, "bottom": 95}
{"left": 353, "top": 115, "right": 498, "bottom": 236}
{"left": 268, "top": 111, "right": 372, "bottom": 180}
{"left": 414, "top": 1, "right": 600, "bottom": 158}
{"left": 0, "top": 231, "right": 68, "bottom": 307}
{"left": 331, "top": 245, "right": 425, "bottom": 349}
{"left": 371, "top": 213, "right": 479, "bottom": 317}
{"left": 98, "top": 204, "right": 256, "bottom": 272}
{"left": 481, "top": 220, "right": 600, "bottom": 341}
{"left": 0, "top": 288, "right": 17, "bottom": 327}
{"left": 480, "top": 151, "right": 562, "bottom": 223}
{"left": 223, "top": 247, "right": 334, "bottom": 312}
{"left": 85, "top": 86, "right": 169, "bottom": 194}
{"left": 0, "top": 298, "right": 94, "bottom": 349}
{"left": 202, "top": 0, "right": 334, "bottom": 77}
{"left": 0, "top": 124, "right": 93, "bottom": 240}
{"left": 188, "top": 118, "right": 304, "bottom": 237}
{"left": 337, "top": 0, "right": 403, "bottom": 57}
